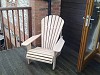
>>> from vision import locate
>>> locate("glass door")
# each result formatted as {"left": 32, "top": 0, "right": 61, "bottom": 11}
{"left": 77, "top": 0, "right": 99, "bottom": 72}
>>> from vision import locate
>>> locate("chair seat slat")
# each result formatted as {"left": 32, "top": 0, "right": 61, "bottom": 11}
{"left": 27, "top": 47, "right": 54, "bottom": 56}
{"left": 26, "top": 56, "right": 52, "bottom": 64}
{"left": 26, "top": 54, "right": 53, "bottom": 61}
{"left": 27, "top": 52, "right": 53, "bottom": 58}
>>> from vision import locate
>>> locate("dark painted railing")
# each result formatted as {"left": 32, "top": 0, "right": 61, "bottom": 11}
{"left": 0, "top": 7, "right": 32, "bottom": 50}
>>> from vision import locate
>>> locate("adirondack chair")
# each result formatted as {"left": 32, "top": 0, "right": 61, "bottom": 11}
{"left": 22, "top": 15, "right": 65, "bottom": 70}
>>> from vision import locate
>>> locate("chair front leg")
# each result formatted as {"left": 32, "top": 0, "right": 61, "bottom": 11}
{"left": 52, "top": 52, "right": 57, "bottom": 70}
{"left": 53, "top": 57, "right": 56, "bottom": 70}
{"left": 26, "top": 44, "right": 31, "bottom": 51}
{"left": 28, "top": 59, "right": 32, "bottom": 64}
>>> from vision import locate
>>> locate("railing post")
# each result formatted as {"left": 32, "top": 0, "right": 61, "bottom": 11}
{"left": 28, "top": 7, "right": 32, "bottom": 38}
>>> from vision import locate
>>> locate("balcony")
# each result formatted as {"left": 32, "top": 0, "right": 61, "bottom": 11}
{"left": 0, "top": 6, "right": 100, "bottom": 75}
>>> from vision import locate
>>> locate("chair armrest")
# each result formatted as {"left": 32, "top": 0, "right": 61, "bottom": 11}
{"left": 53, "top": 37, "right": 65, "bottom": 52}
{"left": 21, "top": 34, "right": 41, "bottom": 46}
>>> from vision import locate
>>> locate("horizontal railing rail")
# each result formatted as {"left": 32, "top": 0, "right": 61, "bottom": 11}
{"left": 0, "top": 7, "right": 31, "bottom": 10}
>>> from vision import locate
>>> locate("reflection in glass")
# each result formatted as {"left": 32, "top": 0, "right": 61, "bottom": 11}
{"left": 86, "top": 1, "right": 100, "bottom": 56}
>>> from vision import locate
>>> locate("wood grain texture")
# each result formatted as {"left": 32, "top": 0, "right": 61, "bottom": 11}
{"left": 61, "top": 0, "right": 86, "bottom": 51}
{"left": 0, "top": 46, "right": 100, "bottom": 75}
{"left": 41, "top": 15, "right": 64, "bottom": 50}
{"left": 77, "top": 0, "right": 95, "bottom": 72}
{"left": 12, "top": 10, "right": 17, "bottom": 47}
{"left": 21, "top": 34, "right": 41, "bottom": 46}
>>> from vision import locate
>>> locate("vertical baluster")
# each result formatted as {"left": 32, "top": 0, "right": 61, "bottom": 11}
{"left": 22, "top": 9, "right": 25, "bottom": 41}
{"left": 12, "top": 10, "right": 17, "bottom": 47}
{"left": 17, "top": 9, "right": 21, "bottom": 46}
{"left": 7, "top": 10, "right": 12, "bottom": 48}
{"left": 1, "top": 10, "right": 7, "bottom": 49}
{"left": 28, "top": 8, "right": 32, "bottom": 38}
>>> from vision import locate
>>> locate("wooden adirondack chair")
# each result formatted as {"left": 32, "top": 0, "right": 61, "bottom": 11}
{"left": 22, "top": 15, "right": 65, "bottom": 70}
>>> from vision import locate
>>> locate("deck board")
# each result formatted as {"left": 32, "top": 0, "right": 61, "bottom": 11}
{"left": 0, "top": 51, "right": 15, "bottom": 75}
{"left": 0, "top": 46, "right": 100, "bottom": 75}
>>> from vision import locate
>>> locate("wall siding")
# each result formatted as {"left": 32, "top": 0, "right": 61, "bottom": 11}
{"left": 61, "top": 0, "right": 87, "bottom": 52}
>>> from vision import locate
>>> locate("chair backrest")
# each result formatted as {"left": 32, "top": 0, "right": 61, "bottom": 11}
{"left": 41, "top": 15, "right": 64, "bottom": 50}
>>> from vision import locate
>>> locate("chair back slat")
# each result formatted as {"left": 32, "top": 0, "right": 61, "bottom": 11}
{"left": 41, "top": 15, "right": 64, "bottom": 50}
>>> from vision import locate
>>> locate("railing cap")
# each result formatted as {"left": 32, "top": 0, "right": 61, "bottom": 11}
{"left": 0, "top": 7, "right": 31, "bottom": 10}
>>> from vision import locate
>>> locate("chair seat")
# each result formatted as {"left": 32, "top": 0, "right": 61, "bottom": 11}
{"left": 26, "top": 47, "right": 54, "bottom": 64}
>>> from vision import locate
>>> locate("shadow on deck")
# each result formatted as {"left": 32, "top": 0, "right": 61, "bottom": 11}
{"left": 0, "top": 46, "right": 100, "bottom": 75}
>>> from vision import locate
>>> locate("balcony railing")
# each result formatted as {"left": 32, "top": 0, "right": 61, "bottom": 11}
{"left": 0, "top": 7, "right": 32, "bottom": 50}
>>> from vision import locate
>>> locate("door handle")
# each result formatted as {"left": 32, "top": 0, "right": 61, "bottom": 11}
{"left": 83, "top": 16, "right": 92, "bottom": 27}
{"left": 96, "top": 7, "right": 100, "bottom": 9}
{"left": 83, "top": 17, "right": 94, "bottom": 21}
{"left": 83, "top": 16, "right": 94, "bottom": 27}
{"left": 90, "top": 19, "right": 94, "bottom": 21}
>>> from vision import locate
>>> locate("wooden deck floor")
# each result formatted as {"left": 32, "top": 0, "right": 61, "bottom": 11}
{"left": 0, "top": 46, "right": 100, "bottom": 75}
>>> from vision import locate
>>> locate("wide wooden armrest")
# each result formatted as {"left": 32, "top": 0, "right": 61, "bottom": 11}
{"left": 53, "top": 37, "right": 65, "bottom": 52}
{"left": 21, "top": 34, "right": 41, "bottom": 46}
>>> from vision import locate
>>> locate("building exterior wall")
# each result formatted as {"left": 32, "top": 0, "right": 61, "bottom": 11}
{"left": 1, "top": 0, "right": 61, "bottom": 47}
